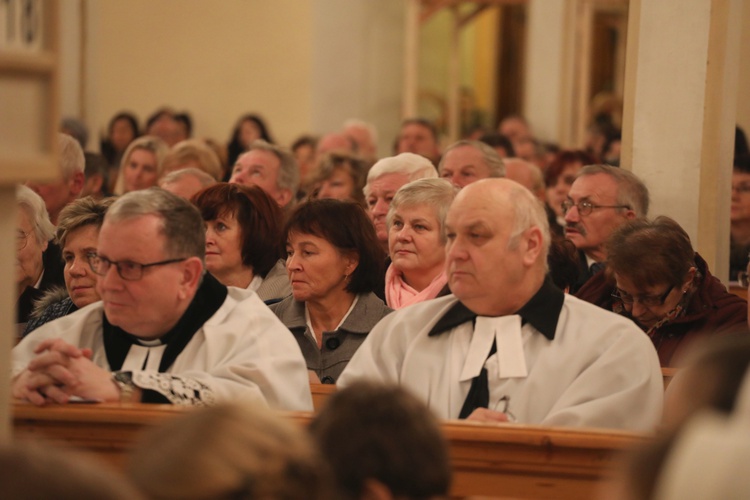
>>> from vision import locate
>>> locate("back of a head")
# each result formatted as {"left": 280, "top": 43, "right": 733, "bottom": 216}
{"left": 309, "top": 382, "right": 452, "bottom": 500}
{"left": 366, "top": 153, "right": 437, "bottom": 188}
{"left": 663, "top": 333, "right": 750, "bottom": 430}
{"left": 0, "top": 442, "right": 142, "bottom": 500}
{"left": 577, "top": 164, "right": 649, "bottom": 216}
{"left": 107, "top": 187, "right": 205, "bottom": 261}
{"left": 128, "top": 403, "right": 331, "bottom": 500}
{"left": 618, "top": 411, "right": 750, "bottom": 500}
{"left": 162, "top": 139, "right": 223, "bottom": 180}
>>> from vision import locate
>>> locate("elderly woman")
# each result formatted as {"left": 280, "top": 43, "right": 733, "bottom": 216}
{"left": 270, "top": 199, "right": 391, "bottom": 384}
{"left": 24, "top": 196, "right": 114, "bottom": 336}
{"left": 113, "top": 135, "right": 169, "bottom": 195}
{"left": 16, "top": 186, "right": 60, "bottom": 328}
{"left": 385, "top": 178, "right": 456, "bottom": 309}
{"left": 308, "top": 152, "right": 367, "bottom": 206}
{"left": 577, "top": 216, "right": 747, "bottom": 366}
{"left": 192, "top": 183, "right": 290, "bottom": 303}
{"left": 364, "top": 153, "right": 437, "bottom": 249}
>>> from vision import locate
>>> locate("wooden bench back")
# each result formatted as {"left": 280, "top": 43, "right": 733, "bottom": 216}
{"left": 13, "top": 403, "right": 645, "bottom": 499}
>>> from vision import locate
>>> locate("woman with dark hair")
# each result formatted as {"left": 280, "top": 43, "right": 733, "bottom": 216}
{"left": 226, "top": 114, "right": 275, "bottom": 177}
{"left": 308, "top": 152, "right": 367, "bottom": 207}
{"left": 192, "top": 183, "right": 290, "bottom": 303}
{"left": 577, "top": 216, "right": 746, "bottom": 366}
{"left": 100, "top": 112, "right": 140, "bottom": 191}
{"left": 270, "top": 199, "right": 391, "bottom": 384}
{"left": 544, "top": 149, "right": 597, "bottom": 234}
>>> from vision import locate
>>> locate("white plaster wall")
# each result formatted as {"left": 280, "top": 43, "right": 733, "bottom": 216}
{"left": 524, "top": 0, "right": 565, "bottom": 143}
{"left": 310, "top": 0, "right": 405, "bottom": 157}
{"left": 629, "top": 0, "right": 712, "bottom": 233}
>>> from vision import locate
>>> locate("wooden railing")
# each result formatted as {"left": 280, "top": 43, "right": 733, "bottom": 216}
{"left": 13, "top": 402, "right": 646, "bottom": 499}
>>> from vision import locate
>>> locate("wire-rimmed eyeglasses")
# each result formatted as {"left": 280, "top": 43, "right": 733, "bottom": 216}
{"left": 561, "top": 200, "right": 630, "bottom": 216}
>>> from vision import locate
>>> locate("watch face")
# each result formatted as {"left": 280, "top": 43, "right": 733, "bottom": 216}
{"left": 114, "top": 371, "right": 133, "bottom": 385}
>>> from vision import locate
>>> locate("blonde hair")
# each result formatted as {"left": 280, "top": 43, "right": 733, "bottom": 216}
{"left": 160, "top": 139, "right": 223, "bottom": 180}
{"left": 113, "top": 135, "right": 169, "bottom": 195}
{"left": 128, "top": 403, "right": 331, "bottom": 500}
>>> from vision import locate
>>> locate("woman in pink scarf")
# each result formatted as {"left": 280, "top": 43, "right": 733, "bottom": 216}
{"left": 385, "top": 178, "right": 457, "bottom": 309}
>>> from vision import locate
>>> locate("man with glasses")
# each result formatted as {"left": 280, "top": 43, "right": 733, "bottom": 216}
{"left": 12, "top": 188, "right": 313, "bottom": 411}
{"left": 563, "top": 164, "right": 649, "bottom": 292}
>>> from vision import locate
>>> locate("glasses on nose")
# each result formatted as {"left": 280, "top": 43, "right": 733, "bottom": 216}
{"left": 611, "top": 284, "right": 674, "bottom": 308}
{"left": 16, "top": 230, "right": 30, "bottom": 251}
{"left": 561, "top": 200, "right": 631, "bottom": 216}
{"left": 87, "top": 254, "right": 187, "bottom": 281}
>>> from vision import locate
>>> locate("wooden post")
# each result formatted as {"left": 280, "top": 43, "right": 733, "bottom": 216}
{"left": 0, "top": 0, "right": 60, "bottom": 441}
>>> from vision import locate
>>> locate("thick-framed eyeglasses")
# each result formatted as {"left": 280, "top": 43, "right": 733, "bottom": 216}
{"left": 561, "top": 200, "right": 631, "bottom": 216}
{"left": 611, "top": 284, "right": 674, "bottom": 308}
{"left": 16, "top": 230, "right": 30, "bottom": 251}
{"left": 87, "top": 254, "right": 187, "bottom": 281}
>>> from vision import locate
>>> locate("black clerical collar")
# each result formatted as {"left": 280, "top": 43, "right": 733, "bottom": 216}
{"left": 103, "top": 273, "right": 228, "bottom": 372}
{"left": 428, "top": 277, "right": 564, "bottom": 340}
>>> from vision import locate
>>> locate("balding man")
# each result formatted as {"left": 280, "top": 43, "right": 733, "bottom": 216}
{"left": 438, "top": 140, "right": 505, "bottom": 188}
{"left": 339, "top": 179, "right": 662, "bottom": 430}
{"left": 343, "top": 119, "right": 378, "bottom": 164}
{"left": 564, "top": 164, "right": 649, "bottom": 291}
{"left": 502, "top": 158, "right": 545, "bottom": 200}
{"left": 159, "top": 167, "right": 217, "bottom": 200}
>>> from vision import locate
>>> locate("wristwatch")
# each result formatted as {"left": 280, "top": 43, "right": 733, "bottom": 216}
{"left": 112, "top": 370, "right": 137, "bottom": 403}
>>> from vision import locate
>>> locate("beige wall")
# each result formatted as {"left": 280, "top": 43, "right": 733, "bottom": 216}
{"left": 738, "top": 0, "right": 750, "bottom": 142}
{"left": 84, "top": 0, "right": 314, "bottom": 148}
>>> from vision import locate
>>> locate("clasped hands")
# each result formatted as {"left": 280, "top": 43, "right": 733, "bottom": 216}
{"left": 12, "top": 338, "right": 120, "bottom": 406}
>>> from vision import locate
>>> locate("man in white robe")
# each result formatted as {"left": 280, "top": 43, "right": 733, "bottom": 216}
{"left": 12, "top": 188, "right": 312, "bottom": 411}
{"left": 338, "top": 178, "right": 663, "bottom": 430}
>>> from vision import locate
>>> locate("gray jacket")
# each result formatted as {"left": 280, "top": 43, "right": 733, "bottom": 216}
{"left": 270, "top": 292, "right": 391, "bottom": 383}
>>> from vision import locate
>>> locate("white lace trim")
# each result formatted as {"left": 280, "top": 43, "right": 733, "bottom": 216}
{"left": 132, "top": 371, "right": 216, "bottom": 406}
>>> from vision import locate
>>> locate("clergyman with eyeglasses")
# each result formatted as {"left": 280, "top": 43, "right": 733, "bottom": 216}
{"left": 11, "top": 188, "right": 313, "bottom": 411}
{"left": 577, "top": 216, "right": 747, "bottom": 367}
{"left": 562, "top": 164, "right": 649, "bottom": 292}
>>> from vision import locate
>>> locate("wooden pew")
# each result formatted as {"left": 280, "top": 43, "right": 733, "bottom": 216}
{"left": 310, "top": 382, "right": 336, "bottom": 410}
{"left": 729, "top": 285, "right": 748, "bottom": 300}
{"left": 13, "top": 402, "right": 646, "bottom": 499}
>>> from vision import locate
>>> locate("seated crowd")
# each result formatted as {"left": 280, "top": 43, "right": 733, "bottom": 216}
{"left": 7, "top": 111, "right": 750, "bottom": 499}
